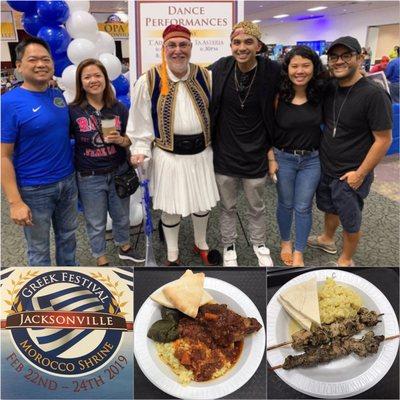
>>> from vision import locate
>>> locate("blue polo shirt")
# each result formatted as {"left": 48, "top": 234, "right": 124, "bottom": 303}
{"left": 1, "top": 86, "right": 73, "bottom": 187}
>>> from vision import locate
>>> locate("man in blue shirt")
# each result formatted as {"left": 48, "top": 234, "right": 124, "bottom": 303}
{"left": 1, "top": 37, "right": 77, "bottom": 266}
{"left": 385, "top": 47, "right": 399, "bottom": 103}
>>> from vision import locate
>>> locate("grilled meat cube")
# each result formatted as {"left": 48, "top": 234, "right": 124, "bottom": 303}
{"left": 283, "top": 331, "right": 384, "bottom": 370}
{"left": 290, "top": 308, "right": 381, "bottom": 351}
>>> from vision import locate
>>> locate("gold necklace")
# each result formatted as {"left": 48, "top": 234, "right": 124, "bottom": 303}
{"left": 234, "top": 63, "right": 258, "bottom": 110}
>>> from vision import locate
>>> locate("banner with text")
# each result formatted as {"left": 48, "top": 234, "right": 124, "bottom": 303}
{"left": 93, "top": 13, "right": 129, "bottom": 40}
{"left": 135, "top": 1, "right": 237, "bottom": 75}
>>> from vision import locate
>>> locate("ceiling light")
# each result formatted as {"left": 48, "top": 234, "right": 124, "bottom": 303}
{"left": 273, "top": 14, "right": 289, "bottom": 19}
{"left": 307, "top": 6, "right": 327, "bottom": 11}
{"left": 252, "top": 19, "right": 261, "bottom": 23}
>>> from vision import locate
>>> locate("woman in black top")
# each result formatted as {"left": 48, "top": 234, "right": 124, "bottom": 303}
{"left": 69, "top": 58, "right": 143, "bottom": 266}
{"left": 268, "top": 46, "right": 325, "bottom": 266}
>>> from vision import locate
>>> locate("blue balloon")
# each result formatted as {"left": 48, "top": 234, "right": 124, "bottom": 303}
{"left": 37, "top": 25, "right": 71, "bottom": 57}
{"left": 21, "top": 12, "right": 42, "bottom": 36}
{"left": 117, "top": 94, "right": 131, "bottom": 109}
{"left": 112, "top": 74, "right": 130, "bottom": 96}
{"left": 54, "top": 53, "right": 72, "bottom": 77}
{"left": 7, "top": 1, "right": 37, "bottom": 13}
{"left": 37, "top": 1, "right": 69, "bottom": 26}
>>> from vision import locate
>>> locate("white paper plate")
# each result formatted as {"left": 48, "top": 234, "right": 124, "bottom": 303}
{"left": 267, "top": 269, "right": 399, "bottom": 398}
{"left": 134, "top": 277, "right": 265, "bottom": 400}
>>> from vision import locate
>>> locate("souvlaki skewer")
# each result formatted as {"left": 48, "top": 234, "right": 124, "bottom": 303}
{"left": 269, "top": 332, "right": 400, "bottom": 371}
{"left": 267, "top": 308, "right": 384, "bottom": 351}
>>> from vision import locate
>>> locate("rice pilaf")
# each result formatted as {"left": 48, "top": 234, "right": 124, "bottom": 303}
{"left": 318, "top": 277, "right": 363, "bottom": 324}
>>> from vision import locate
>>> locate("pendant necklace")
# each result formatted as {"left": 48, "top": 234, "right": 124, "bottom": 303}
{"left": 332, "top": 84, "right": 355, "bottom": 137}
{"left": 234, "top": 62, "right": 258, "bottom": 110}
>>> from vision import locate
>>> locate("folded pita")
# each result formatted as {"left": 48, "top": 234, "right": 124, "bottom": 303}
{"left": 151, "top": 270, "right": 213, "bottom": 310}
{"left": 163, "top": 272, "right": 205, "bottom": 318}
{"left": 151, "top": 288, "right": 213, "bottom": 308}
{"left": 278, "top": 296, "right": 312, "bottom": 331}
{"left": 280, "top": 277, "right": 321, "bottom": 326}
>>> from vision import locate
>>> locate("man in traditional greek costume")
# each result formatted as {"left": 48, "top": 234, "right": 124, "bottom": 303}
{"left": 128, "top": 25, "right": 219, "bottom": 266}
{"left": 209, "top": 21, "right": 281, "bottom": 266}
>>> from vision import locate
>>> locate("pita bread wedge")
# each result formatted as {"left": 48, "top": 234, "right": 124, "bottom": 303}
{"left": 150, "top": 291, "right": 175, "bottom": 308}
{"left": 163, "top": 272, "right": 205, "bottom": 318}
{"left": 151, "top": 270, "right": 213, "bottom": 308}
{"left": 280, "top": 277, "right": 321, "bottom": 326}
{"left": 278, "top": 296, "right": 312, "bottom": 331}
{"left": 200, "top": 290, "right": 215, "bottom": 305}
{"left": 151, "top": 289, "right": 214, "bottom": 308}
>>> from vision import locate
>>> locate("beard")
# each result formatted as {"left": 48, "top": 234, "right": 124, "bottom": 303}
{"left": 168, "top": 60, "right": 189, "bottom": 76}
{"left": 332, "top": 64, "right": 359, "bottom": 81}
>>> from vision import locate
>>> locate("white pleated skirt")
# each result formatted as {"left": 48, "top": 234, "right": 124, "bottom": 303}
{"left": 150, "top": 146, "right": 220, "bottom": 217}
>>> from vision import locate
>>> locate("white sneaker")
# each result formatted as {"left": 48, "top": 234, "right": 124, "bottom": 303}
{"left": 223, "top": 244, "right": 238, "bottom": 267}
{"left": 253, "top": 244, "right": 274, "bottom": 266}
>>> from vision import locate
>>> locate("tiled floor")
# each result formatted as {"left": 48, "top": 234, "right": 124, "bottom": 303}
{"left": 372, "top": 154, "right": 400, "bottom": 203}
{"left": 1, "top": 155, "right": 399, "bottom": 267}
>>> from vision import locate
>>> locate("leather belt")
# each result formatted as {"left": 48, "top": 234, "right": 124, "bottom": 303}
{"left": 78, "top": 166, "right": 115, "bottom": 177}
{"left": 280, "top": 148, "right": 316, "bottom": 156}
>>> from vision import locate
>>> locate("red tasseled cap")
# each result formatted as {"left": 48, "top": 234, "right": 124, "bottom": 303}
{"left": 163, "top": 24, "right": 191, "bottom": 42}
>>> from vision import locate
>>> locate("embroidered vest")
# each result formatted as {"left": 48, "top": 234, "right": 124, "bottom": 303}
{"left": 147, "top": 63, "right": 211, "bottom": 152}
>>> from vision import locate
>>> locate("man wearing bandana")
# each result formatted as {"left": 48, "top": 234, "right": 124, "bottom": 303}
{"left": 128, "top": 25, "right": 219, "bottom": 266}
{"left": 209, "top": 21, "right": 281, "bottom": 266}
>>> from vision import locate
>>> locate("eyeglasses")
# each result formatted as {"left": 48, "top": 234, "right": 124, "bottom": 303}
{"left": 164, "top": 42, "right": 191, "bottom": 50}
{"left": 328, "top": 52, "right": 357, "bottom": 63}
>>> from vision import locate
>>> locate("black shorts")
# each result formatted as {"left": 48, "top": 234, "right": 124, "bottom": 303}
{"left": 316, "top": 172, "right": 374, "bottom": 233}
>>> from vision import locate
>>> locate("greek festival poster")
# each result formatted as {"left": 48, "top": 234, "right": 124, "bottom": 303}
{"left": 1, "top": 267, "right": 133, "bottom": 399}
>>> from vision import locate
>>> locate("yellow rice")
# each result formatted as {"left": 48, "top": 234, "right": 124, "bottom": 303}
{"left": 155, "top": 342, "right": 194, "bottom": 385}
{"left": 318, "top": 277, "right": 363, "bottom": 324}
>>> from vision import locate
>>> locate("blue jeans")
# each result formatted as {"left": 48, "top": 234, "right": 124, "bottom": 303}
{"left": 275, "top": 149, "right": 321, "bottom": 252}
{"left": 20, "top": 173, "right": 78, "bottom": 266}
{"left": 77, "top": 168, "right": 130, "bottom": 258}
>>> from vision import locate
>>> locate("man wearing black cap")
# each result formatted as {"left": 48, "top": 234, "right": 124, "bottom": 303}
{"left": 308, "top": 36, "right": 392, "bottom": 266}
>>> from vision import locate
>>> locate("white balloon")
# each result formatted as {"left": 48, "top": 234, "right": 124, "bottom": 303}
{"left": 63, "top": 89, "right": 76, "bottom": 104}
{"left": 66, "top": 0, "right": 90, "bottom": 13}
{"left": 61, "top": 64, "right": 77, "bottom": 91}
{"left": 99, "top": 53, "right": 122, "bottom": 81}
{"left": 95, "top": 31, "right": 116, "bottom": 56}
{"left": 111, "top": 84, "right": 116, "bottom": 95}
{"left": 66, "top": 10, "right": 98, "bottom": 40}
{"left": 67, "top": 38, "right": 97, "bottom": 65}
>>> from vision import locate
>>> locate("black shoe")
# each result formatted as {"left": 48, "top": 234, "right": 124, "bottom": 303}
{"left": 118, "top": 247, "right": 145, "bottom": 263}
{"left": 164, "top": 259, "right": 182, "bottom": 266}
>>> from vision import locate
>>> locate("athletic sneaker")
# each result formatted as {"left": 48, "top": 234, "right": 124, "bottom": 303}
{"left": 118, "top": 247, "right": 145, "bottom": 263}
{"left": 253, "top": 244, "right": 274, "bottom": 267}
{"left": 307, "top": 235, "right": 337, "bottom": 254}
{"left": 223, "top": 244, "right": 238, "bottom": 267}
